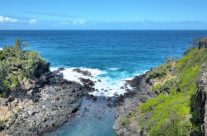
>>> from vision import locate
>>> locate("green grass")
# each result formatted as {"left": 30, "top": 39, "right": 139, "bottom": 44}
{"left": 136, "top": 47, "right": 207, "bottom": 136}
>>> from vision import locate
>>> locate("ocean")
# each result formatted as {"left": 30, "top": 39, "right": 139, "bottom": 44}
{"left": 1, "top": 30, "right": 207, "bottom": 136}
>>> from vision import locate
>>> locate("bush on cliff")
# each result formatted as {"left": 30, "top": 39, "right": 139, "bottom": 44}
{"left": 0, "top": 40, "right": 49, "bottom": 97}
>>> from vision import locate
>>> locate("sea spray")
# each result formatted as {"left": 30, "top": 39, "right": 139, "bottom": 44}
{"left": 50, "top": 67, "right": 144, "bottom": 97}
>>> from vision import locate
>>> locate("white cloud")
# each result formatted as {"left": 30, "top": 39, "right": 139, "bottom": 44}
{"left": 72, "top": 20, "right": 86, "bottom": 25}
{"left": 0, "top": 16, "right": 18, "bottom": 23}
{"left": 28, "top": 19, "right": 38, "bottom": 24}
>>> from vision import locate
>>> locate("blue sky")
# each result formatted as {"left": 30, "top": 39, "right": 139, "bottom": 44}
{"left": 0, "top": 0, "right": 207, "bottom": 30}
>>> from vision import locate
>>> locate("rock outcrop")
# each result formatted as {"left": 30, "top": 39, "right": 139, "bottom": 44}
{"left": 73, "top": 68, "right": 92, "bottom": 77}
{"left": 0, "top": 71, "right": 89, "bottom": 136}
{"left": 194, "top": 70, "right": 207, "bottom": 136}
{"left": 195, "top": 38, "right": 207, "bottom": 49}
{"left": 113, "top": 73, "right": 155, "bottom": 136}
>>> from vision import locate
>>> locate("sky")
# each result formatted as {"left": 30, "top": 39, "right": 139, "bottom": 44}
{"left": 0, "top": 0, "right": 207, "bottom": 30}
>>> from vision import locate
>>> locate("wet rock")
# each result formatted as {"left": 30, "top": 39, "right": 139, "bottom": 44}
{"left": 120, "top": 86, "right": 124, "bottom": 89}
{"left": 98, "top": 79, "right": 101, "bottom": 82}
{"left": 113, "top": 92, "right": 119, "bottom": 97}
{"left": 73, "top": 68, "right": 92, "bottom": 77}
{"left": 55, "top": 67, "right": 65, "bottom": 73}
{"left": 79, "top": 78, "right": 95, "bottom": 87}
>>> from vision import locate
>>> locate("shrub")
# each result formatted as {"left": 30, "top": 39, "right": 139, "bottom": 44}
{"left": 147, "top": 66, "right": 167, "bottom": 79}
{"left": 0, "top": 40, "right": 48, "bottom": 97}
{"left": 121, "top": 117, "right": 129, "bottom": 128}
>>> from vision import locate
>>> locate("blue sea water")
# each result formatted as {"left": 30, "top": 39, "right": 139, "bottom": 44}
{"left": 1, "top": 30, "right": 207, "bottom": 136}
{"left": 1, "top": 30, "right": 207, "bottom": 72}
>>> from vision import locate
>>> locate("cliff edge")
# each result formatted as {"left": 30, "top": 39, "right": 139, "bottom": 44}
{"left": 114, "top": 38, "right": 207, "bottom": 136}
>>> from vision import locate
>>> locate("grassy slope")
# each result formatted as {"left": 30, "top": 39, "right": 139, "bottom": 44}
{"left": 128, "top": 47, "right": 207, "bottom": 136}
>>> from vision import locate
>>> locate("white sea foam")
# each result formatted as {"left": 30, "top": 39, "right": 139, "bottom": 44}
{"left": 51, "top": 67, "right": 144, "bottom": 97}
{"left": 108, "top": 67, "right": 120, "bottom": 71}
{"left": 51, "top": 67, "right": 102, "bottom": 83}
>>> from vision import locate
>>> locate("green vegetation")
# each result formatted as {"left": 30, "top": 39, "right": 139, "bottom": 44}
{"left": 126, "top": 39, "right": 207, "bottom": 136}
{"left": 148, "top": 59, "right": 176, "bottom": 94}
{"left": 121, "top": 117, "right": 130, "bottom": 128}
{"left": 0, "top": 40, "right": 48, "bottom": 97}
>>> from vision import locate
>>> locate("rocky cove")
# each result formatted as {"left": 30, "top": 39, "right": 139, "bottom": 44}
{"left": 0, "top": 40, "right": 151, "bottom": 136}
{"left": 0, "top": 65, "right": 127, "bottom": 136}
{"left": 1, "top": 38, "right": 207, "bottom": 136}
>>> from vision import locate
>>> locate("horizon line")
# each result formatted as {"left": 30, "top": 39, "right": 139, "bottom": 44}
{"left": 1, "top": 29, "right": 207, "bottom": 31}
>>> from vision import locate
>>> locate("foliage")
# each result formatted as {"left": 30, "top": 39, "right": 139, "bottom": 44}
{"left": 147, "top": 57, "right": 175, "bottom": 80}
{"left": 135, "top": 40, "right": 207, "bottom": 136}
{"left": 0, "top": 40, "right": 47, "bottom": 97}
{"left": 121, "top": 117, "right": 130, "bottom": 128}
{"left": 147, "top": 65, "right": 167, "bottom": 79}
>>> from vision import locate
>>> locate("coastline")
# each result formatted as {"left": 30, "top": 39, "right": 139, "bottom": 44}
{"left": 1, "top": 36, "right": 207, "bottom": 136}
{"left": 113, "top": 39, "right": 207, "bottom": 136}
{"left": 0, "top": 70, "right": 90, "bottom": 135}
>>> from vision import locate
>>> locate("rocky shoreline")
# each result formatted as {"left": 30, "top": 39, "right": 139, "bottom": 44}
{"left": 113, "top": 39, "right": 207, "bottom": 136}
{"left": 1, "top": 38, "right": 207, "bottom": 136}
{"left": 0, "top": 65, "right": 203, "bottom": 136}
{"left": 113, "top": 72, "right": 156, "bottom": 136}
{"left": 0, "top": 68, "right": 95, "bottom": 136}
{"left": 0, "top": 62, "right": 156, "bottom": 136}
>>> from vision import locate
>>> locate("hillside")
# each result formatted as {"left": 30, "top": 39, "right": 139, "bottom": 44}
{"left": 114, "top": 38, "right": 207, "bottom": 136}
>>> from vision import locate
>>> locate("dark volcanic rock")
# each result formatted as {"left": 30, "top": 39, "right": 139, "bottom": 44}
{"left": 34, "top": 62, "right": 50, "bottom": 78}
{"left": 196, "top": 38, "right": 207, "bottom": 49}
{"left": 1, "top": 72, "right": 86, "bottom": 136}
{"left": 56, "top": 67, "right": 65, "bottom": 72}
{"left": 113, "top": 73, "right": 155, "bottom": 136}
{"left": 79, "top": 78, "right": 95, "bottom": 87}
{"left": 73, "top": 68, "right": 92, "bottom": 77}
{"left": 87, "top": 94, "right": 97, "bottom": 101}
{"left": 193, "top": 71, "right": 207, "bottom": 136}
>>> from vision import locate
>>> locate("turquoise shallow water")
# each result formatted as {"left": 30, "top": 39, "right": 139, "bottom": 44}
{"left": 45, "top": 97, "right": 116, "bottom": 136}
{"left": 1, "top": 30, "right": 207, "bottom": 136}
